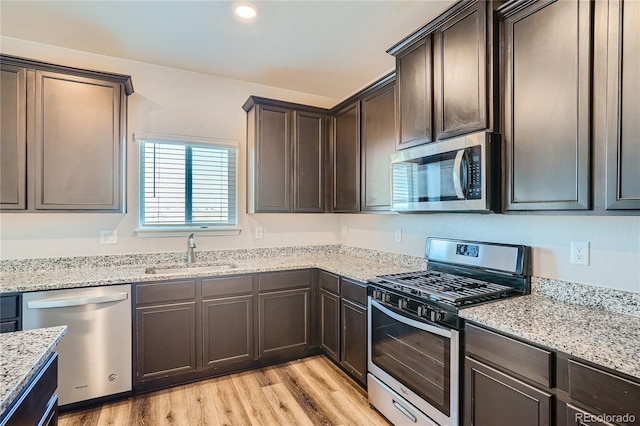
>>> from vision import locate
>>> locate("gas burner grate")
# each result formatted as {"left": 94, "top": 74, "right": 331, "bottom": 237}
{"left": 377, "top": 270, "right": 514, "bottom": 303}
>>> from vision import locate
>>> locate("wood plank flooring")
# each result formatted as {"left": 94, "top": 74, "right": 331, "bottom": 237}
{"left": 58, "top": 355, "right": 390, "bottom": 426}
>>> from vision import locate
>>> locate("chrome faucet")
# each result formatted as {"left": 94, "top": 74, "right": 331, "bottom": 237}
{"left": 187, "top": 233, "right": 196, "bottom": 265}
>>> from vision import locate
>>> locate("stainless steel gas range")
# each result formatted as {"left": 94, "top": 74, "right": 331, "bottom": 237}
{"left": 367, "top": 237, "right": 531, "bottom": 426}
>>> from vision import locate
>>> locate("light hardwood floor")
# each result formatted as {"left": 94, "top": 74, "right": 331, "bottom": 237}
{"left": 58, "top": 355, "right": 389, "bottom": 426}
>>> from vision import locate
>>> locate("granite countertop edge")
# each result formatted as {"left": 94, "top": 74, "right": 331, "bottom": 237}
{"left": 0, "top": 326, "right": 67, "bottom": 415}
{"left": 460, "top": 294, "right": 640, "bottom": 381}
{"left": 0, "top": 253, "right": 424, "bottom": 294}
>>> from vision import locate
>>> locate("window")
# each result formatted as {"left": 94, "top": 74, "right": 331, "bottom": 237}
{"left": 135, "top": 133, "right": 238, "bottom": 232}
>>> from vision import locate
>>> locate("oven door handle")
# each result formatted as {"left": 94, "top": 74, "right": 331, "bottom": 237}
{"left": 370, "top": 298, "right": 453, "bottom": 338}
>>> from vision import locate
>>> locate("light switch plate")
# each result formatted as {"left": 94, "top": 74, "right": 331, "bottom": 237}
{"left": 341, "top": 226, "right": 348, "bottom": 237}
{"left": 255, "top": 227, "right": 264, "bottom": 240}
{"left": 100, "top": 230, "right": 117, "bottom": 244}
{"left": 394, "top": 229, "right": 402, "bottom": 243}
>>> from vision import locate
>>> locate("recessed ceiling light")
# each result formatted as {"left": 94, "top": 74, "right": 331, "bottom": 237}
{"left": 235, "top": 2, "right": 258, "bottom": 20}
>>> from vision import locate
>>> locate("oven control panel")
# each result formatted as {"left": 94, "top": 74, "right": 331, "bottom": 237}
{"left": 369, "top": 286, "right": 460, "bottom": 329}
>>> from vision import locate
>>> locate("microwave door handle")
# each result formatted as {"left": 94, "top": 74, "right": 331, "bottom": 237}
{"left": 453, "top": 150, "right": 465, "bottom": 199}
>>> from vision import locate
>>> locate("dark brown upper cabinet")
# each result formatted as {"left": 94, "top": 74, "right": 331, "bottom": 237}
{"left": 331, "top": 101, "right": 361, "bottom": 212}
{"left": 390, "top": 35, "right": 434, "bottom": 150}
{"left": 500, "top": 0, "right": 592, "bottom": 211}
{"left": 0, "top": 64, "right": 26, "bottom": 210}
{"left": 0, "top": 55, "right": 133, "bottom": 212}
{"left": 387, "top": 0, "right": 498, "bottom": 149}
{"left": 361, "top": 80, "right": 396, "bottom": 211}
{"left": 604, "top": 0, "right": 640, "bottom": 210}
{"left": 433, "top": 0, "right": 492, "bottom": 140}
{"left": 244, "top": 96, "right": 327, "bottom": 213}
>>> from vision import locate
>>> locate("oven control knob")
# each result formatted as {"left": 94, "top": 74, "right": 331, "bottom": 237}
{"left": 417, "top": 306, "right": 428, "bottom": 317}
{"left": 373, "top": 290, "right": 382, "bottom": 300}
{"left": 383, "top": 293, "right": 391, "bottom": 303}
{"left": 430, "top": 310, "right": 444, "bottom": 322}
{"left": 398, "top": 299, "right": 408, "bottom": 309}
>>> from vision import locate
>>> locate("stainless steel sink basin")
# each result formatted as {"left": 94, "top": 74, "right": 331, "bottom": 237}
{"left": 145, "top": 264, "right": 237, "bottom": 274}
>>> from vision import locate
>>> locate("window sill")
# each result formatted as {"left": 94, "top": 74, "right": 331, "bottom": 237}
{"left": 135, "top": 227, "right": 242, "bottom": 238}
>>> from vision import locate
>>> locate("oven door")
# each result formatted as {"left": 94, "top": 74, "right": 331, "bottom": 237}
{"left": 368, "top": 298, "right": 459, "bottom": 426}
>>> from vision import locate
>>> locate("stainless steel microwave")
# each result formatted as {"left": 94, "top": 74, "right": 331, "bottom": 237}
{"left": 390, "top": 131, "right": 500, "bottom": 212}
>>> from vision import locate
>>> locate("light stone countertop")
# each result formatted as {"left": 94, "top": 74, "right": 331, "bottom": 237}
{"left": 460, "top": 293, "right": 640, "bottom": 380}
{"left": 0, "top": 247, "right": 426, "bottom": 294}
{"left": 0, "top": 326, "right": 67, "bottom": 415}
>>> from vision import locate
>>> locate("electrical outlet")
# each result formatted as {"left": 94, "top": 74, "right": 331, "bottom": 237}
{"left": 99, "top": 230, "right": 117, "bottom": 245}
{"left": 394, "top": 229, "right": 402, "bottom": 243}
{"left": 570, "top": 241, "right": 589, "bottom": 266}
{"left": 255, "top": 227, "right": 264, "bottom": 240}
{"left": 341, "top": 226, "right": 348, "bottom": 237}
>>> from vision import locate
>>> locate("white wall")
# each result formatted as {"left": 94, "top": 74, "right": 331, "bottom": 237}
{"left": 338, "top": 214, "right": 640, "bottom": 293}
{"left": 0, "top": 37, "right": 341, "bottom": 259}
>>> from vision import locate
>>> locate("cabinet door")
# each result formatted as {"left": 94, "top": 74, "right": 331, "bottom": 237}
{"left": 202, "top": 295, "right": 253, "bottom": 368}
{"left": 464, "top": 356, "right": 552, "bottom": 426}
{"left": 502, "top": 0, "right": 592, "bottom": 210}
{"left": 254, "top": 105, "right": 291, "bottom": 212}
{"left": 258, "top": 287, "right": 310, "bottom": 357}
{"left": 434, "top": 1, "right": 488, "bottom": 139}
{"left": 293, "top": 111, "right": 324, "bottom": 212}
{"left": 361, "top": 81, "right": 396, "bottom": 211}
{"left": 340, "top": 298, "right": 367, "bottom": 385}
{"left": 605, "top": 0, "right": 640, "bottom": 209}
{"left": 0, "top": 65, "right": 27, "bottom": 210}
{"left": 319, "top": 289, "right": 340, "bottom": 361}
{"left": 34, "top": 71, "right": 124, "bottom": 211}
{"left": 332, "top": 102, "right": 360, "bottom": 212}
{"left": 135, "top": 302, "right": 197, "bottom": 382}
{"left": 396, "top": 35, "right": 433, "bottom": 149}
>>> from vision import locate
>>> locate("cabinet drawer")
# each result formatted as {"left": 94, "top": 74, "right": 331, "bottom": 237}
{"left": 567, "top": 359, "right": 640, "bottom": 420}
{"left": 340, "top": 278, "right": 367, "bottom": 306}
{"left": 318, "top": 270, "right": 340, "bottom": 294}
{"left": 202, "top": 275, "right": 253, "bottom": 298}
{"left": 258, "top": 270, "right": 311, "bottom": 292}
{"left": 135, "top": 280, "right": 196, "bottom": 305}
{"left": 1, "top": 320, "right": 19, "bottom": 333}
{"left": 465, "top": 323, "right": 553, "bottom": 388}
{"left": 0, "top": 294, "right": 20, "bottom": 320}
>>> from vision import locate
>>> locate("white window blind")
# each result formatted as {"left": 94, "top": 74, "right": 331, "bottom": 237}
{"left": 137, "top": 135, "right": 237, "bottom": 229}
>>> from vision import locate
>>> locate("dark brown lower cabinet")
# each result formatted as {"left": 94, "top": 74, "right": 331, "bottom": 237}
{"left": 320, "top": 288, "right": 340, "bottom": 361}
{"left": 465, "top": 356, "right": 553, "bottom": 426}
{"left": 202, "top": 294, "right": 253, "bottom": 368}
{"left": 2, "top": 352, "right": 58, "bottom": 426}
{"left": 0, "top": 293, "right": 21, "bottom": 333}
{"left": 135, "top": 302, "right": 197, "bottom": 382}
{"left": 258, "top": 287, "right": 311, "bottom": 357}
{"left": 340, "top": 298, "right": 367, "bottom": 384}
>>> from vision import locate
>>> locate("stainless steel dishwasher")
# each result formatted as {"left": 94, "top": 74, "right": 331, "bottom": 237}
{"left": 22, "top": 284, "right": 132, "bottom": 407}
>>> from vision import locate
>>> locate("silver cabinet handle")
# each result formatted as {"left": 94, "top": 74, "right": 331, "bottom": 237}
{"left": 27, "top": 292, "right": 128, "bottom": 309}
{"left": 393, "top": 400, "right": 417, "bottom": 423}
{"left": 453, "top": 149, "right": 465, "bottom": 200}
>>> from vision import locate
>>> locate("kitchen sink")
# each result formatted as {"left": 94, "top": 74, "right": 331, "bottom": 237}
{"left": 145, "top": 263, "right": 238, "bottom": 274}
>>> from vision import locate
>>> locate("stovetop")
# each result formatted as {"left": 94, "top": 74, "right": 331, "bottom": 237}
{"left": 375, "top": 270, "right": 514, "bottom": 303}
{"left": 367, "top": 238, "right": 531, "bottom": 329}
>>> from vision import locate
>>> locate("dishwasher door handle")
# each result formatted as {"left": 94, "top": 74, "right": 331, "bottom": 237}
{"left": 27, "top": 292, "right": 129, "bottom": 309}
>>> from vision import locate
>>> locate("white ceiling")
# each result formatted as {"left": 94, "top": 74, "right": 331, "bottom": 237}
{"left": 0, "top": 0, "right": 455, "bottom": 100}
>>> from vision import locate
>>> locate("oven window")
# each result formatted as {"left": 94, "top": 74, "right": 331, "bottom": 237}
{"left": 371, "top": 305, "right": 451, "bottom": 416}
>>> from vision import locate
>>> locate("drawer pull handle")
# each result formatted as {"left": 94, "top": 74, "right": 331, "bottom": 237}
{"left": 393, "top": 400, "right": 417, "bottom": 423}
